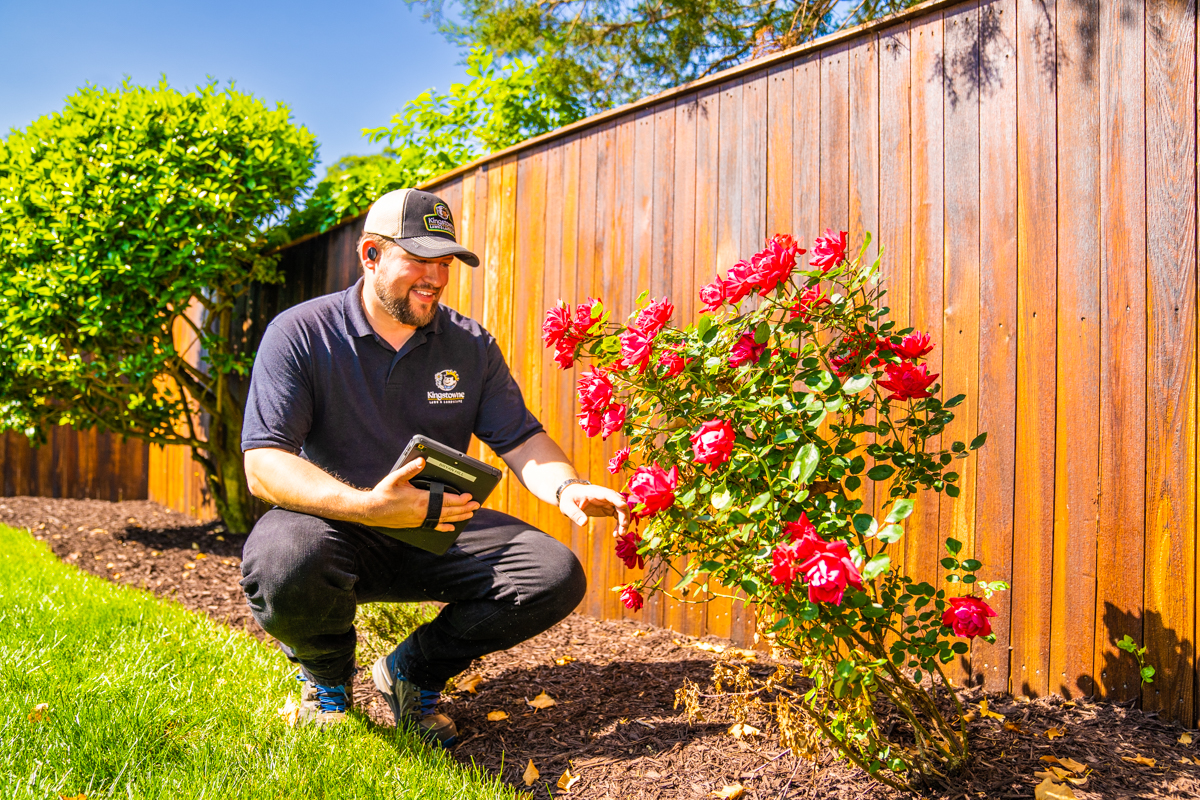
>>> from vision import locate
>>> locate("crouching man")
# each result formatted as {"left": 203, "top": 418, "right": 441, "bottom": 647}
{"left": 239, "top": 188, "right": 628, "bottom": 744}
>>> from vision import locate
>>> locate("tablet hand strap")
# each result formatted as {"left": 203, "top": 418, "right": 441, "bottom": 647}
{"left": 422, "top": 481, "right": 445, "bottom": 530}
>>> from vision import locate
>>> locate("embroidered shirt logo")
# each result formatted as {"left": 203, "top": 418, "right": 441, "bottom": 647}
{"left": 429, "top": 368, "right": 465, "bottom": 404}
{"left": 424, "top": 203, "right": 456, "bottom": 236}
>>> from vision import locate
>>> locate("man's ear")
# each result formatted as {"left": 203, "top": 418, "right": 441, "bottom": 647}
{"left": 360, "top": 240, "right": 379, "bottom": 269}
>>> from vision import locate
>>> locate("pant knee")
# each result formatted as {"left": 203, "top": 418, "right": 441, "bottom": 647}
{"left": 526, "top": 535, "right": 587, "bottom": 617}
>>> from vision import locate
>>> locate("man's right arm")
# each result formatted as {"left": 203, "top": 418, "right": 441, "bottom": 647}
{"left": 244, "top": 447, "right": 479, "bottom": 533}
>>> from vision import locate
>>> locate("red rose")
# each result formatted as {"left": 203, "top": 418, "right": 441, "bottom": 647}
{"left": 553, "top": 336, "right": 580, "bottom": 370}
{"left": 576, "top": 367, "right": 613, "bottom": 412}
{"left": 634, "top": 297, "right": 674, "bottom": 338}
{"left": 626, "top": 463, "right": 678, "bottom": 518}
{"left": 789, "top": 286, "right": 830, "bottom": 322}
{"left": 658, "top": 348, "right": 687, "bottom": 378}
{"left": 878, "top": 361, "right": 939, "bottom": 401}
{"left": 600, "top": 403, "right": 627, "bottom": 439}
{"left": 619, "top": 328, "right": 654, "bottom": 374}
{"left": 542, "top": 302, "right": 573, "bottom": 348}
{"left": 615, "top": 530, "right": 645, "bottom": 569}
{"left": 607, "top": 447, "right": 631, "bottom": 474}
{"left": 893, "top": 331, "right": 934, "bottom": 359}
{"left": 690, "top": 419, "right": 736, "bottom": 467}
{"left": 770, "top": 540, "right": 805, "bottom": 592}
{"left": 783, "top": 513, "right": 818, "bottom": 545}
{"left": 577, "top": 408, "right": 603, "bottom": 437}
{"left": 749, "top": 234, "right": 803, "bottom": 295}
{"left": 941, "top": 596, "right": 997, "bottom": 638}
{"left": 620, "top": 585, "right": 644, "bottom": 611}
{"left": 800, "top": 539, "right": 864, "bottom": 606}
{"left": 698, "top": 279, "right": 726, "bottom": 312}
{"left": 723, "top": 262, "right": 756, "bottom": 305}
{"left": 810, "top": 229, "right": 848, "bottom": 272}
{"left": 574, "top": 297, "right": 603, "bottom": 336}
{"left": 729, "top": 332, "right": 767, "bottom": 368}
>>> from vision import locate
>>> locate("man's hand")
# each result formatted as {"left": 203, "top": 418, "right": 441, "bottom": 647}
{"left": 559, "top": 482, "right": 630, "bottom": 536}
{"left": 366, "top": 457, "right": 480, "bottom": 532}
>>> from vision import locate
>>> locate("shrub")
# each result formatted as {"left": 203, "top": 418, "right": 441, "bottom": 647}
{"left": 543, "top": 231, "right": 1006, "bottom": 788}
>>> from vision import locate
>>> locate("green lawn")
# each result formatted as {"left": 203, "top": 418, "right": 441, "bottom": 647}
{"left": 0, "top": 525, "right": 517, "bottom": 800}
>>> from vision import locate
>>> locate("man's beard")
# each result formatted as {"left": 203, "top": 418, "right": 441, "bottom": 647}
{"left": 375, "top": 282, "right": 439, "bottom": 327}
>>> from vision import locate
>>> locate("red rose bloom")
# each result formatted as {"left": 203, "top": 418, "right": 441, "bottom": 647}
{"left": 783, "top": 513, "right": 818, "bottom": 544}
{"left": 619, "top": 328, "right": 655, "bottom": 374}
{"left": 577, "top": 408, "right": 603, "bottom": 437}
{"left": 620, "top": 585, "right": 644, "bottom": 611}
{"left": 729, "top": 332, "right": 767, "bottom": 368}
{"left": 573, "top": 297, "right": 603, "bottom": 336}
{"left": 607, "top": 447, "right": 631, "bottom": 474}
{"left": 576, "top": 367, "right": 613, "bottom": 413}
{"left": 626, "top": 463, "right": 678, "bottom": 518}
{"left": 698, "top": 279, "right": 726, "bottom": 312}
{"left": 658, "top": 348, "right": 687, "bottom": 378}
{"left": 878, "top": 361, "right": 939, "bottom": 401}
{"left": 770, "top": 540, "right": 805, "bottom": 592}
{"left": 615, "top": 530, "right": 645, "bottom": 570}
{"left": 749, "top": 234, "right": 803, "bottom": 295}
{"left": 893, "top": 331, "right": 935, "bottom": 359}
{"left": 690, "top": 419, "right": 736, "bottom": 467}
{"left": 634, "top": 297, "right": 674, "bottom": 338}
{"left": 600, "top": 403, "right": 627, "bottom": 439}
{"left": 810, "top": 229, "right": 849, "bottom": 272}
{"left": 942, "top": 596, "right": 997, "bottom": 638}
{"left": 723, "top": 262, "right": 756, "bottom": 305}
{"left": 553, "top": 336, "right": 580, "bottom": 370}
{"left": 542, "top": 302, "right": 573, "bottom": 348}
{"left": 789, "top": 285, "right": 830, "bottom": 322}
{"left": 800, "top": 539, "right": 864, "bottom": 606}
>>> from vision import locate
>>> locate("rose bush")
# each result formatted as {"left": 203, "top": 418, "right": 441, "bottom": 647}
{"left": 542, "top": 230, "right": 1005, "bottom": 787}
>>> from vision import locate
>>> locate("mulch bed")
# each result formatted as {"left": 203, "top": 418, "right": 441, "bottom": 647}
{"left": 4, "top": 496, "right": 1200, "bottom": 799}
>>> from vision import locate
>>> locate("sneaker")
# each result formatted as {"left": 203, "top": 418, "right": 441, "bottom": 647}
{"left": 296, "top": 674, "right": 353, "bottom": 727}
{"left": 371, "top": 652, "right": 458, "bottom": 746}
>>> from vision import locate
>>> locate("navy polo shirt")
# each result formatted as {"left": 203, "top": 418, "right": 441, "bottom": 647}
{"left": 241, "top": 277, "right": 544, "bottom": 490}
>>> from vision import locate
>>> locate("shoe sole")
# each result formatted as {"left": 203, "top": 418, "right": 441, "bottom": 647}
{"left": 371, "top": 656, "right": 457, "bottom": 748}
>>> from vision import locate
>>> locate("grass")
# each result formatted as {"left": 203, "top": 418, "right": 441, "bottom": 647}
{"left": 0, "top": 525, "right": 518, "bottom": 800}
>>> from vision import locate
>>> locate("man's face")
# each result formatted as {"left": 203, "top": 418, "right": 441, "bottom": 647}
{"left": 371, "top": 245, "right": 453, "bottom": 327}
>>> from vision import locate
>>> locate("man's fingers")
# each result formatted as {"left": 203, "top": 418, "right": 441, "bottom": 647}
{"left": 383, "top": 457, "right": 425, "bottom": 485}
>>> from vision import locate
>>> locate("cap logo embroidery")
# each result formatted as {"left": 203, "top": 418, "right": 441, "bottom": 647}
{"left": 424, "top": 203, "right": 455, "bottom": 236}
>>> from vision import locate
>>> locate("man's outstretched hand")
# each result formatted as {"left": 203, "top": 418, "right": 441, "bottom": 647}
{"left": 367, "top": 457, "right": 480, "bottom": 532}
{"left": 559, "top": 482, "right": 631, "bottom": 536}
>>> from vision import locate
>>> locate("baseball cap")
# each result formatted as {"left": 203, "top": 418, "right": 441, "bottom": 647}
{"left": 363, "top": 188, "right": 480, "bottom": 267}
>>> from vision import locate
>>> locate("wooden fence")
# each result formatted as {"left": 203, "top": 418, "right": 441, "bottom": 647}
{"left": 3, "top": 0, "right": 1198, "bottom": 723}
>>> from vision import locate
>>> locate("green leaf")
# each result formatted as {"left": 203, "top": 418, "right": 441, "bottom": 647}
{"left": 842, "top": 374, "right": 872, "bottom": 394}
{"left": 1141, "top": 666, "right": 1156, "bottom": 682}
{"left": 945, "top": 538, "right": 962, "bottom": 556}
{"left": 748, "top": 491, "right": 772, "bottom": 514}
{"left": 877, "top": 524, "right": 903, "bottom": 544}
{"left": 754, "top": 321, "right": 770, "bottom": 344}
{"left": 866, "top": 464, "right": 894, "bottom": 480}
{"left": 862, "top": 553, "right": 891, "bottom": 580}
{"left": 940, "top": 557, "right": 959, "bottom": 570}
{"left": 853, "top": 514, "right": 877, "bottom": 536}
{"left": 943, "top": 394, "right": 966, "bottom": 408}
{"left": 673, "top": 570, "right": 699, "bottom": 592}
{"left": 960, "top": 559, "right": 982, "bottom": 571}
{"left": 711, "top": 486, "right": 733, "bottom": 510}
{"left": 885, "top": 499, "right": 914, "bottom": 523}
{"left": 969, "top": 432, "right": 988, "bottom": 450}
{"left": 792, "top": 443, "right": 819, "bottom": 484}
{"left": 696, "top": 314, "right": 713, "bottom": 337}
{"left": 740, "top": 578, "right": 761, "bottom": 596}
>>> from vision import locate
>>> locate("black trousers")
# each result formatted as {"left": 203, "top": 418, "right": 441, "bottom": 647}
{"left": 239, "top": 508, "right": 586, "bottom": 689}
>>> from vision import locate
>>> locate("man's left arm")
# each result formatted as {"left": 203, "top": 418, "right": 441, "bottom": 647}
{"left": 500, "top": 432, "right": 630, "bottom": 535}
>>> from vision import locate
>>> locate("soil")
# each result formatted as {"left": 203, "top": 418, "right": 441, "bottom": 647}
{"left": 4, "top": 496, "right": 1200, "bottom": 799}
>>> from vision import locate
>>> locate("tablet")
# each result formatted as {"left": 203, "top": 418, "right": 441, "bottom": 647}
{"left": 368, "top": 435, "right": 503, "bottom": 554}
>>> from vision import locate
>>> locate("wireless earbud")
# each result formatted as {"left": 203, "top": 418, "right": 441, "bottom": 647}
{"left": 367, "top": 246, "right": 378, "bottom": 261}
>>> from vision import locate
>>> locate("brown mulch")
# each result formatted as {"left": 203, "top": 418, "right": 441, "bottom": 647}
{"left": 4, "top": 497, "right": 1200, "bottom": 799}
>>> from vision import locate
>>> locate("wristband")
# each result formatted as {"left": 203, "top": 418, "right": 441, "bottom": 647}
{"left": 555, "top": 478, "right": 590, "bottom": 505}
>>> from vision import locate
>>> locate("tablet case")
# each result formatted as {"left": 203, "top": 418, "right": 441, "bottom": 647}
{"left": 368, "top": 435, "right": 503, "bottom": 554}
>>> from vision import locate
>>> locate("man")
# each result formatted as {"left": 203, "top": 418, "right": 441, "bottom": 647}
{"left": 239, "top": 188, "right": 628, "bottom": 744}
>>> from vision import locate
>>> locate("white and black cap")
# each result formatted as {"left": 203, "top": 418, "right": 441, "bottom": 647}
{"left": 363, "top": 188, "right": 480, "bottom": 267}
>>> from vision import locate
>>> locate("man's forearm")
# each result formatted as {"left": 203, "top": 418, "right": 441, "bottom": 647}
{"left": 501, "top": 432, "right": 582, "bottom": 505}
{"left": 244, "top": 447, "right": 378, "bottom": 523}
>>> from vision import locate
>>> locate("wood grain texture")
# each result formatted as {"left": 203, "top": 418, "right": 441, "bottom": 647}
{"left": 908, "top": 10, "right": 946, "bottom": 594}
{"left": 767, "top": 62, "right": 794, "bottom": 238}
{"left": 793, "top": 55, "right": 822, "bottom": 239}
{"left": 1011, "top": 0, "right": 1058, "bottom": 698}
{"left": 1051, "top": 0, "right": 1102, "bottom": 700}
{"left": 972, "top": 0, "right": 1019, "bottom": 694}
{"left": 1142, "top": 0, "right": 1196, "bottom": 724}
{"left": 941, "top": 0, "right": 982, "bottom": 686}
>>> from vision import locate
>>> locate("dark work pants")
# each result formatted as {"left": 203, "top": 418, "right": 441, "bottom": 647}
{"left": 239, "top": 508, "right": 586, "bottom": 690}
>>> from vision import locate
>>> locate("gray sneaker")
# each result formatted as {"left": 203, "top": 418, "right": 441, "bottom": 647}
{"left": 371, "top": 652, "right": 458, "bottom": 746}
{"left": 296, "top": 674, "right": 353, "bottom": 727}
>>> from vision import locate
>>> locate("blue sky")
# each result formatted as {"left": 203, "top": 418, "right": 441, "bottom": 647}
{"left": 0, "top": 0, "right": 468, "bottom": 175}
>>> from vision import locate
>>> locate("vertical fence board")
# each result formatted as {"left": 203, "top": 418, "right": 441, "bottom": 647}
{"left": 767, "top": 62, "right": 794, "bottom": 238}
{"left": 1051, "top": 0, "right": 1102, "bottom": 699}
{"left": 794, "top": 55, "right": 822, "bottom": 238}
{"left": 973, "top": 0, "right": 1019, "bottom": 694}
{"left": 1143, "top": 0, "right": 1197, "bottom": 723}
{"left": 1011, "top": 0, "right": 1059, "bottom": 698}
{"left": 576, "top": 128, "right": 603, "bottom": 618}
